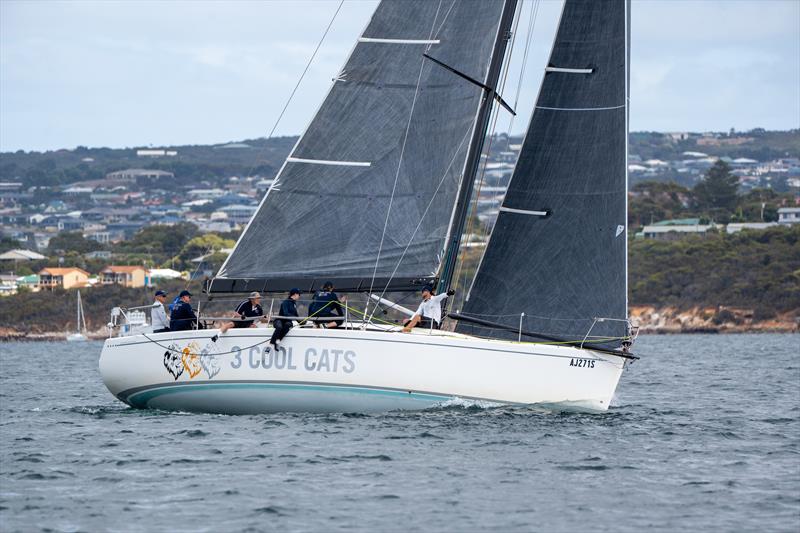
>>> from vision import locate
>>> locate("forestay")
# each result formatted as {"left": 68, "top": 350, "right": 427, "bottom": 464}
{"left": 213, "top": 0, "right": 506, "bottom": 294}
{"left": 457, "top": 0, "right": 630, "bottom": 348}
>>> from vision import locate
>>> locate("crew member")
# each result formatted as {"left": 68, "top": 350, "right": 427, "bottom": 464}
{"left": 308, "top": 281, "right": 345, "bottom": 328}
{"left": 170, "top": 290, "right": 198, "bottom": 331}
{"left": 402, "top": 285, "right": 454, "bottom": 332}
{"left": 151, "top": 289, "right": 170, "bottom": 333}
{"left": 269, "top": 288, "right": 300, "bottom": 351}
{"left": 219, "top": 291, "right": 264, "bottom": 334}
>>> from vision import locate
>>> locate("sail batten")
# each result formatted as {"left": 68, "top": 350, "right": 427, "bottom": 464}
{"left": 457, "top": 0, "right": 630, "bottom": 349}
{"left": 357, "top": 37, "right": 441, "bottom": 45}
{"left": 285, "top": 157, "right": 372, "bottom": 167}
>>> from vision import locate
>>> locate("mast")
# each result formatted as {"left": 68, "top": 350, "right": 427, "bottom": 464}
{"left": 437, "top": 0, "right": 519, "bottom": 295}
{"left": 77, "top": 291, "right": 83, "bottom": 334}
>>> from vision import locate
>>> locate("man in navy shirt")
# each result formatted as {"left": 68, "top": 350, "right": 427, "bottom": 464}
{"left": 309, "top": 281, "right": 345, "bottom": 328}
{"left": 220, "top": 291, "right": 264, "bottom": 333}
{"left": 169, "top": 290, "right": 198, "bottom": 331}
{"left": 269, "top": 288, "right": 300, "bottom": 351}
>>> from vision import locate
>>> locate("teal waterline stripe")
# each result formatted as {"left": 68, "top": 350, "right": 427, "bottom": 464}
{"left": 126, "top": 382, "right": 451, "bottom": 408}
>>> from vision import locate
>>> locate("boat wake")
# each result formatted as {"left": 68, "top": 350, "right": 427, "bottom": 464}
{"left": 431, "top": 397, "right": 504, "bottom": 410}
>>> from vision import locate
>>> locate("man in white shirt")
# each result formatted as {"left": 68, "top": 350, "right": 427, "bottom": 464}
{"left": 402, "top": 285, "right": 454, "bottom": 332}
{"left": 151, "top": 290, "right": 170, "bottom": 333}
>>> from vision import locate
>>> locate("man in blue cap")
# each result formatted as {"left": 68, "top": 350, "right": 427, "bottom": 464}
{"left": 151, "top": 289, "right": 170, "bottom": 333}
{"left": 269, "top": 288, "right": 300, "bottom": 351}
{"left": 169, "top": 290, "right": 198, "bottom": 331}
{"left": 402, "top": 285, "right": 454, "bottom": 332}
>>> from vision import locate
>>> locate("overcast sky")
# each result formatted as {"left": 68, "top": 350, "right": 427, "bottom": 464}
{"left": 1, "top": 0, "right": 798, "bottom": 152}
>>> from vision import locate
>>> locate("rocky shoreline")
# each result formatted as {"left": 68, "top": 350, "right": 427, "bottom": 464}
{"left": 1, "top": 307, "right": 797, "bottom": 342}
{"left": 629, "top": 306, "right": 799, "bottom": 334}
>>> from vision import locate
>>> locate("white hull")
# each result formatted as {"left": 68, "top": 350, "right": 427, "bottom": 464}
{"left": 99, "top": 326, "right": 628, "bottom": 414}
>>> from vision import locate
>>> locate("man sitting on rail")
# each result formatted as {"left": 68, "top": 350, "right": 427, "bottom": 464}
{"left": 308, "top": 281, "right": 346, "bottom": 328}
{"left": 219, "top": 291, "right": 265, "bottom": 334}
{"left": 402, "top": 285, "right": 454, "bottom": 332}
{"left": 151, "top": 289, "right": 171, "bottom": 333}
{"left": 170, "top": 290, "right": 198, "bottom": 331}
{"left": 268, "top": 288, "right": 301, "bottom": 352}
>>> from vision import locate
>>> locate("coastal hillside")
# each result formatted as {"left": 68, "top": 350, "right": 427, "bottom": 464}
{"left": 2, "top": 225, "right": 797, "bottom": 337}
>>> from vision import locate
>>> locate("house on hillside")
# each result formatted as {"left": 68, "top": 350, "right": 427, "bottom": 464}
{"left": 100, "top": 266, "right": 147, "bottom": 288}
{"left": 726, "top": 222, "right": 778, "bottom": 234}
{"left": 778, "top": 207, "right": 800, "bottom": 225}
{"left": 38, "top": 267, "right": 90, "bottom": 290}
{"left": 106, "top": 169, "right": 174, "bottom": 181}
{"left": 219, "top": 205, "right": 257, "bottom": 225}
{"left": 0, "top": 274, "right": 18, "bottom": 296}
{"left": 635, "top": 218, "right": 718, "bottom": 241}
{"left": 0, "top": 249, "right": 47, "bottom": 262}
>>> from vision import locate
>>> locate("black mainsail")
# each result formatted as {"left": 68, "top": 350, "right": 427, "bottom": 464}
{"left": 456, "top": 0, "right": 630, "bottom": 349}
{"left": 213, "top": 0, "right": 509, "bottom": 294}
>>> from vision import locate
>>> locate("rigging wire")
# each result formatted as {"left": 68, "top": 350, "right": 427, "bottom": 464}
{"left": 506, "top": 0, "right": 541, "bottom": 149}
{"left": 243, "top": 0, "right": 345, "bottom": 182}
{"left": 365, "top": 127, "right": 473, "bottom": 324}
{"left": 452, "top": 0, "right": 541, "bottom": 310}
{"left": 450, "top": 0, "right": 526, "bottom": 308}
{"left": 365, "top": 0, "right": 444, "bottom": 309}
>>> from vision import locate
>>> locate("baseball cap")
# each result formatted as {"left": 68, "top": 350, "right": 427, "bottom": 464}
{"left": 422, "top": 284, "right": 433, "bottom": 293}
{"left": 179, "top": 290, "right": 192, "bottom": 298}
{"left": 248, "top": 291, "right": 262, "bottom": 299}
{"left": 289, "top": 288, "right": 301, "bottom": 296}
{"left": 154, "top": 290, "right": 167, "bottom": 297}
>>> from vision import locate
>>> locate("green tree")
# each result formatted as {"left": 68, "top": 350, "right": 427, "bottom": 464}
{"left": 694, "top": 160, "right": 739, "bottom": 212}
{"left": 0, "top": 236, "right": 22, "bottom": 254}
{"left": 47, "top": 232, "right": 102, "bottom": 254}
{"left": 170, "top": 233, "right": 235, "bottom": 270}
{"left": 116, "top": 223, "right": 199, "bottom": 261}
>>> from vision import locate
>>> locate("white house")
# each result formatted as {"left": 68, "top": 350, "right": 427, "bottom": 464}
{"left": 778, "top": 207, "right": 800, "bottom": 225}
{"left": 726, "top": 222, "right": 778, "bottom": 234}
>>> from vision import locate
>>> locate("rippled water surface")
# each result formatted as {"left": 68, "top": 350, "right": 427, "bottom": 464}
{"left": 1, "top": 335, "right": 798, "bottom": 532}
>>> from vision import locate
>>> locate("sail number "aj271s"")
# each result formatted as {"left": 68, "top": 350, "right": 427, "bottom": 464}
{"left": 569, "top": 358, "right": 595, "bottom": 368}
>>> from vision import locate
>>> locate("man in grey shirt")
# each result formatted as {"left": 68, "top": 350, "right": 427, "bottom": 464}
{"left": 151, "top": 289, "right": 170, "bottom": 333}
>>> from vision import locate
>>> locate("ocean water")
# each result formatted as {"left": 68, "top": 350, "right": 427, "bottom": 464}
{"left": 0, "top": 334, "right": 798, "bottom": 532}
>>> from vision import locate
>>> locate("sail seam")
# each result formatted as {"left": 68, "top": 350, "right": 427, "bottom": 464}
{"left": 286, "top": 157, "right": 371, "bottom": 167}
{"left": 358, "top": 37, "right": 440, "bottom": 44}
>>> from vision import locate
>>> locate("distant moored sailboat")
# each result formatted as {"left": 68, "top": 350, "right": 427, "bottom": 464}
{"left": 66, "top": 290, "right": 88, "bottom": 342}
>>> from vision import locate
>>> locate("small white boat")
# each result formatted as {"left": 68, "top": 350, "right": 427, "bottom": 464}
{"left": 100, "top": 0, "right": 638, "bottom": 414}
{"left": 67, "top": 290, "right": 88, "bottom": 342}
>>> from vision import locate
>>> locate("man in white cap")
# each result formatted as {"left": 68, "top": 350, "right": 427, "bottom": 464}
{"left": 220, "top": 291, "right": 265, "bottom": 334}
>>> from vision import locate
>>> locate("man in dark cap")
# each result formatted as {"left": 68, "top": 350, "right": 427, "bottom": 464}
{"left": 308, "top": 281, "right": 346, "bottom": 328}
{"left": 269, "top": 288, "right": 300, "bottom": 351}
{"left": 220, "top": 291, "right": 265, "bottom": 334}
{"left": 169, "top": 290, "right": 198, "bottom": 331}
{"left": 151, "top": 289, "right": 170, "bottom": 333}
{"left": 402, "top": 285, "right": 454, "bottom": 332}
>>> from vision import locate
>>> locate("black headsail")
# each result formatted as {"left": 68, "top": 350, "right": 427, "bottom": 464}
{"left": 211, "top": 0, "right": 508, "bottom": 294}
{"left": 456, "top": 0, "right": 630, "bottom": 350}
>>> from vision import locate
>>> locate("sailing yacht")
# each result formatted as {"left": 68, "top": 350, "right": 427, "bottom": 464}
{"left": 67, "top": 290, "right": 88, "bottom": 342}
{"left": 100, "top": 0, "right": 638, "bottom": 414}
